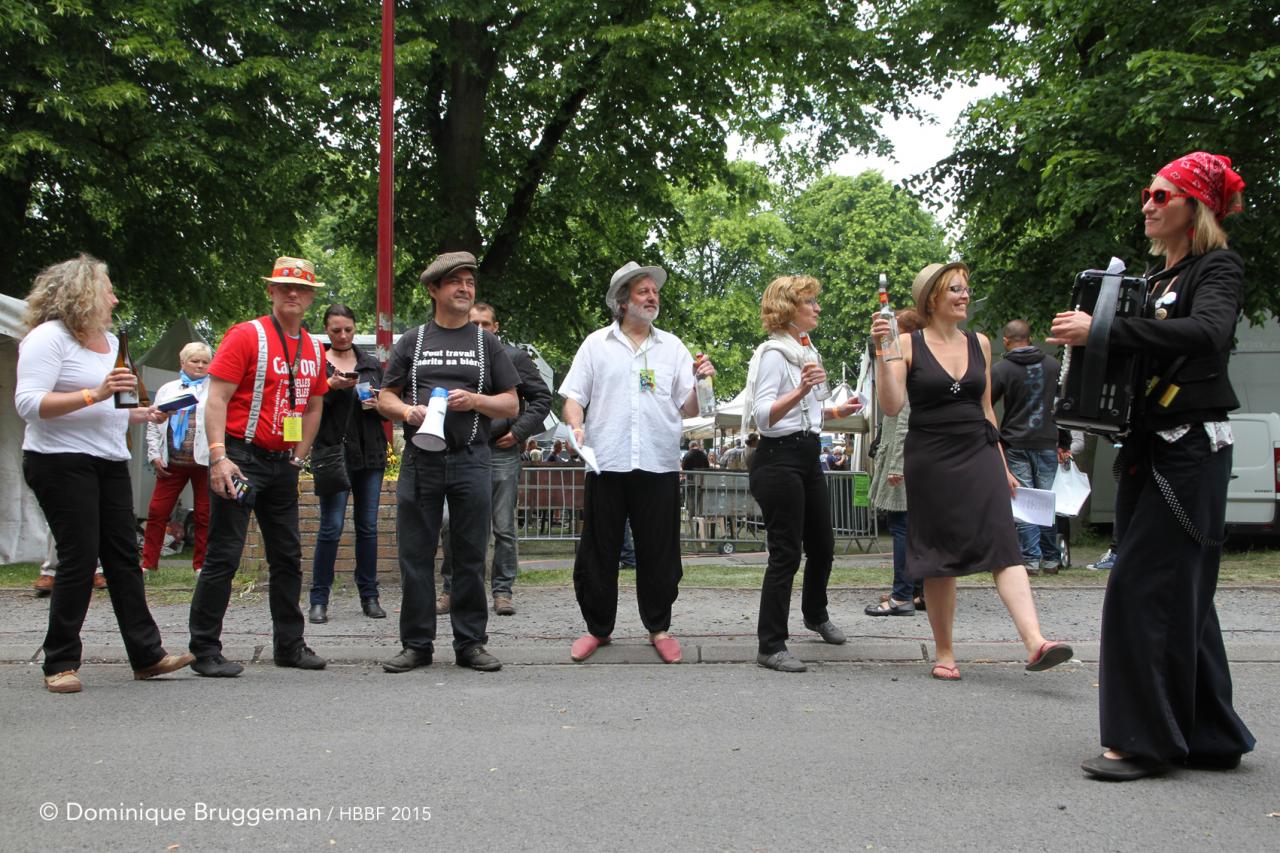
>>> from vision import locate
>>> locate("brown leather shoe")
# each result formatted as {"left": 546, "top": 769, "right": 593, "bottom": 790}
{"left": 435, "top": 594, "right": 450, "bottom": 614}
{"left": 133, "top": 653, "right": 196, "bottom": 680}
{"left": 33, "top": 574, "right": 54, "bottom": 597}
{"left": 44, "top": 671, "right": 83, "bottom": 693}
{"left": 93, "top": 573, "right": 107, "bottom": 590}
{"left": 493, "top": 595, "right": 515, "bottom": 616}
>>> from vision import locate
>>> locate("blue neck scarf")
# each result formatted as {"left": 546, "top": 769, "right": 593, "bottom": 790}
{"left": 170, "top": 370, "right": 209, "bottom": 451}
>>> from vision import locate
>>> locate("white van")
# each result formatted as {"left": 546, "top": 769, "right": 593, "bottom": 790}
{"left": 1226, "top": 412, "right": 1280, "bottom": 534}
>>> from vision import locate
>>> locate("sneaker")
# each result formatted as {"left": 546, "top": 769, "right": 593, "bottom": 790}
{"left": 757, "top": 650, "right": 807, "bottom": 673}
{"left": 33, "top": 574, "right": 54, "bottom": 597}
{"left": 1040, "top": 560, "right": 1061, "bottom": 575}
{"left": 133, "top": 653, "right": 195, "bottom": 680}
{"left": 274, "top": 645, "right": 326, "bottom": 670}
{"left": 1087, "top": 549, "right": 1116, "bottom": 571}
{"left": 191, "top": 654, "right": 244, "bottom": 678}
{"left": 803, "top": 619, "right": 847, "bottom": 645}
{"left": 382, "top": 646, "right": 432, "bottom": 673}
{"left": 435, "top": 594, "right": 451, "bottom": 615}
{"left": 44, "top": 670, "right": 83, "bottom": 693}
{"left": 493, "top": 595, "right": 515, "bottom": 616}
{"left": 456, "top": 646, "right": 502, "bottom": 672}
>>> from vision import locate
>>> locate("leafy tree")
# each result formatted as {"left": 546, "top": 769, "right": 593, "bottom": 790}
{"left": 0, "top": 1, "right": 368, "bottom": 335}
{"left": 659, "top": 165, "right": 947, "bottom": 397}
{"left": 785, "top": 172, "right": 949, "bottom": 379}
{"left": 924, "top": 0, "right": 1280, "bottom": 330}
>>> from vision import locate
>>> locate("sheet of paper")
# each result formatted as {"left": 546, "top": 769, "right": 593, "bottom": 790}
{"left": 567, "top": 429, "right": 602, "bottom": 475}
{"left": 1011, "top": 487, "right": 1056, "bottom": 527}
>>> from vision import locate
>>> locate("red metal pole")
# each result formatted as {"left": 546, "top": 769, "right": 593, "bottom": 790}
{"left": 376, "top": 0, "right": 395, "bottom": 367}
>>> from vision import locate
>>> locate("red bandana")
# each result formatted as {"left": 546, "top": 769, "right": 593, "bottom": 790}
{"left": 1157, "top": 152, "right": 1246, "bottom": 220}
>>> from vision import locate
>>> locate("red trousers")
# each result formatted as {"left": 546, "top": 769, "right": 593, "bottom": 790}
{"left": 141, "top": 464, "right": 209, "bottom": 570}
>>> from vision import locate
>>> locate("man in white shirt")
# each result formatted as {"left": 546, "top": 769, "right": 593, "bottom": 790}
{"left": 559, "top": 261, "right": 715, "bottom": 664}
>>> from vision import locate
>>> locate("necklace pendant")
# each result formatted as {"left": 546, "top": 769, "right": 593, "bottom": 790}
{"left": 950, "top": 380, "right": 961, "bottom": 395}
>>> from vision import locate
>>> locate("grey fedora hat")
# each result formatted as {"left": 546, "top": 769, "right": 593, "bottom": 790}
{"left": 420, "top": 251, "right": 479, "bottom": 286}
{"left": 606, "top": 261, "right": 667, "bottom": 312}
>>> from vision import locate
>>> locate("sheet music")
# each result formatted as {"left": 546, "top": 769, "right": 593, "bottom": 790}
{"left": 1011, "top": 487, "right": 1056, "bottom": 527}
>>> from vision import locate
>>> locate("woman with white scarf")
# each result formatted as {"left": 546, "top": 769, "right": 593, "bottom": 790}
{"left": 744, "top": 275, "right": 862, "bottom": 672}
{"left": 142, "top": 341, "right": 213, "bottom": 573}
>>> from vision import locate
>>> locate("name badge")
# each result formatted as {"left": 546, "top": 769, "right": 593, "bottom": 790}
{"left": 638, "top": 368, "right": 656, "bottom": 392}
{"left": 282, "top": 413, "right": 303, "bottom": 442}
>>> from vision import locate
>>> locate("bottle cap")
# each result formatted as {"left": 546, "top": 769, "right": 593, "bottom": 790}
{"left": 430, "top": 387, "right": 448, "bottom": 398}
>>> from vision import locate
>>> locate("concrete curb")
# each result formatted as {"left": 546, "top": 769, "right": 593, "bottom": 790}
{"left": 4, "top": 638, "right": 1277, "bottom": 667}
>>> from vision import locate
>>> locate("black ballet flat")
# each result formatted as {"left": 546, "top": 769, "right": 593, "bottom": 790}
{"left": 1081, "top": 754, "right": 1170, "bottom": 781}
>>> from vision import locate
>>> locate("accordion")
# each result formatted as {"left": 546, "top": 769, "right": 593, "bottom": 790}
{"left": 1054, "top": 268, "right": 1148, "bottom": 437}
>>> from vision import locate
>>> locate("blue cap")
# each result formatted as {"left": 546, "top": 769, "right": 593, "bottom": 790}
{"left": 430, "top": 387, "right": 448, "bottom": 398}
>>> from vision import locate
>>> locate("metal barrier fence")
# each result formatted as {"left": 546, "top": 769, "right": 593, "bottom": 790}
{"left": 515, "top": 466, "right": 878, "bottom": 553}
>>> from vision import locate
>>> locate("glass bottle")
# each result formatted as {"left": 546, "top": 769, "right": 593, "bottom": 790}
{"left": 877, "top": 274, "right": 903, "bottom": 362}
{"left": 797, "top": 334, "right": 831, "bottom": 400}
{"left": 113, "top": 330, "right": 142, "bottom": 408}
{"left": 694, "top": 352, "right": 716, "bottom": 416}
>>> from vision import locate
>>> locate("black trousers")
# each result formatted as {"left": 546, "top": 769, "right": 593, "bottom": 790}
{"left": 748, "top": 434, "right": 833, "bottom": 654}
{"left": 1100, "top": 428, "right": 1256, "bottom": 762}
{"left": 573, "top": 470, "right": 682, "bottom": 637}
{"left": 188, "top": 441, "right": 306, "bottom": 658}
{"left": 396, "top": 444, "right": 492, "bottom": 655}
{"left": 23, "top": 452, "right": 168, "bottom": 675}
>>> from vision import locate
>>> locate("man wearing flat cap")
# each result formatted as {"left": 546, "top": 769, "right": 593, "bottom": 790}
{"left": 189, "top": 256, "right": 330, "bottom": 677}
{"left": 559, "top": 261, "right": 716, "bottom": 664}
{"left": 376, "top": 252, "right": 520, "bottom": 673}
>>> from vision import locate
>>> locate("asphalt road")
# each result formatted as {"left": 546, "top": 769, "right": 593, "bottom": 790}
{"left": 1, "top": 660, "right": 1275, "bottom": 852}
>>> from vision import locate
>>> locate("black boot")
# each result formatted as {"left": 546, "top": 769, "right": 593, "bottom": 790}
{"left": 308, "top": 603, "right": 328, "bottom": 624}
{"left": 362, "top": 597, "right": 387, "bottom": 619}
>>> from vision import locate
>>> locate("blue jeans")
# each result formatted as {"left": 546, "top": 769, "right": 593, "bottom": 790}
{"left": 310, "top": 467, "right": 384, "bottom": 605}
{"left": 884, "top": 510, "right": 921, "bottom": 603}
{"left": 1006, "top": 448, "right": 1061, "bottom": 564}
{"left": 397, "top": 444, "right": 492, "bottom": 654}
{"left": 440, "top": 444, "right": 520, "bottom": 596}
{"left": 619, "top": 520, "right": 636, "bottom": 567}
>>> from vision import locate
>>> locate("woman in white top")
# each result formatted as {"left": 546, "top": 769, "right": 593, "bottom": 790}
{"left": 743, "top": 275, "right": 862, "bottom": 672}
{"left": 141, "top": 341, "right": 213, "bottom": 573}
{"left": 15, "top": 254, "right": 193, "bottom": 693}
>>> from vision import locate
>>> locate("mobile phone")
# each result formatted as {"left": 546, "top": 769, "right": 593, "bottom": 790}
{"left": 229, "top": 473, "right": 253, "bottom": 504}
{"left": 337, "top": 370, "right": 359, "bottom": 379}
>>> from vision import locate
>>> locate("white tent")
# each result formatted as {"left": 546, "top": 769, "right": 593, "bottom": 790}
{"left": 0, "top": 294, "right": 50, "bottom": 564}
{"left": 681, "top": 415, "right": 715, "bottom": 439}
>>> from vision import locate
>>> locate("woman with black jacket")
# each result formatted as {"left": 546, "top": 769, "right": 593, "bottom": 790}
{"left": 307, "top": 305, "right": 389, "bottom": 623}
{"left": 1051, "top": 152, "right": 1256, "bottom": 780}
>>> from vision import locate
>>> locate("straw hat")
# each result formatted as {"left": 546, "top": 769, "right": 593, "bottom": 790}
{"left": 262, "top": 256, "right": 324, "bottom": 288}
{"left": 911, "top": 261, "right": 969, "bottom": 309}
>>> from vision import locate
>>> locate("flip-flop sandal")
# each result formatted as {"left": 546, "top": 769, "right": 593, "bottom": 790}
{"left": 931, "top": 663, "right": 961, "bottom": 681}
{"left": 1026, "top": 641, "right": 1074, "bottom": 672}
{"left": 864, "top": 599, "right": 915, "bottom": 616}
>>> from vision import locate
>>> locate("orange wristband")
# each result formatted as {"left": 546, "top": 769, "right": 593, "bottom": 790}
{"left": 403, "top": 405, "right": 413, "bottom": 421}
{"left": 207, "top": 442, "right": 225, "bottom": 451}
{"left": 81, "top": 388, "right": 94, "bottom": 407}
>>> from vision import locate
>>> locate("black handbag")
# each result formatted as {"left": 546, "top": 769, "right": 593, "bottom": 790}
{"left": 310, "top": 390, "right": 357, "bottom": 496}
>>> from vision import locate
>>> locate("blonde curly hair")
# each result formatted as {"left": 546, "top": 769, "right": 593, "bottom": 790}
{"left": 760, "top": 275, "right": 820, "bottom": 333}
{"left": 23, "top": 254, "right": 112, "bottom": 344}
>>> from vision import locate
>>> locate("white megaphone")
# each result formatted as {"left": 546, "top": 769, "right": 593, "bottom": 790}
{"left": 411, "top": 387, "right": 449, "bottom": 451}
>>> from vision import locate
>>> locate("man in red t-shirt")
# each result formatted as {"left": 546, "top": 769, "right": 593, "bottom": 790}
{"left": 188, "top": 256, "right": 329, "bottom": 678}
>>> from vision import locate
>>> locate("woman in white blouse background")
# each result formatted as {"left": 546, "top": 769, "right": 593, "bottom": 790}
{"left": 15, "top": 254, "right": 193, "bottom": 693}
{"left": 743, "top": 275, "right": 862, "bottom": 672}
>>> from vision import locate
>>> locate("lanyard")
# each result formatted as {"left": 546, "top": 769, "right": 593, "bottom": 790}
{"left": 270, "top": 315, "right": 304, "bottom": 409}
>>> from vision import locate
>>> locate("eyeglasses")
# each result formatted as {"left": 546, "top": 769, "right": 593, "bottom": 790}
{"left": 1141, "top": 188, "right": 1192, "bottom": 207}
{"left": 946, "top": 285, "right": 973, "bottom": 296}
{"left": 802, "top": 298, "right": 820, "bottom": 308}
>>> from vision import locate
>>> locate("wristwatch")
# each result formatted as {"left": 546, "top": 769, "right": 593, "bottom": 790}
{"left": 290, "top": 456, "right": 306, "bottom": 468}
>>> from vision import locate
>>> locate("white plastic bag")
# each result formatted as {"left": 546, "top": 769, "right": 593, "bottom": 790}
{"left": 1052, "top": 459, "right": 1091, "bottom": 517}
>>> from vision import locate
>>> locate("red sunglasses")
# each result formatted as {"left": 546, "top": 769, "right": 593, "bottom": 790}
{"left": 1141, "top": 188, "right": 1192, "bottom": 207}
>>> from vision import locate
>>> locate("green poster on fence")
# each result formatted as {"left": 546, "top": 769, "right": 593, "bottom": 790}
{"left": 853, "top": 472, "right": 870, "bottom": 507}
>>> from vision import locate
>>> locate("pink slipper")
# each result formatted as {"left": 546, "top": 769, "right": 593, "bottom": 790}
{"left": 931, "top": 663, "right": 961, "bottom": 681}
{"left": 650, "top": 635, "right": 682, "bottom": 664}
{"left": 570, "top": 634, "right": 611, "bottom": 662}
